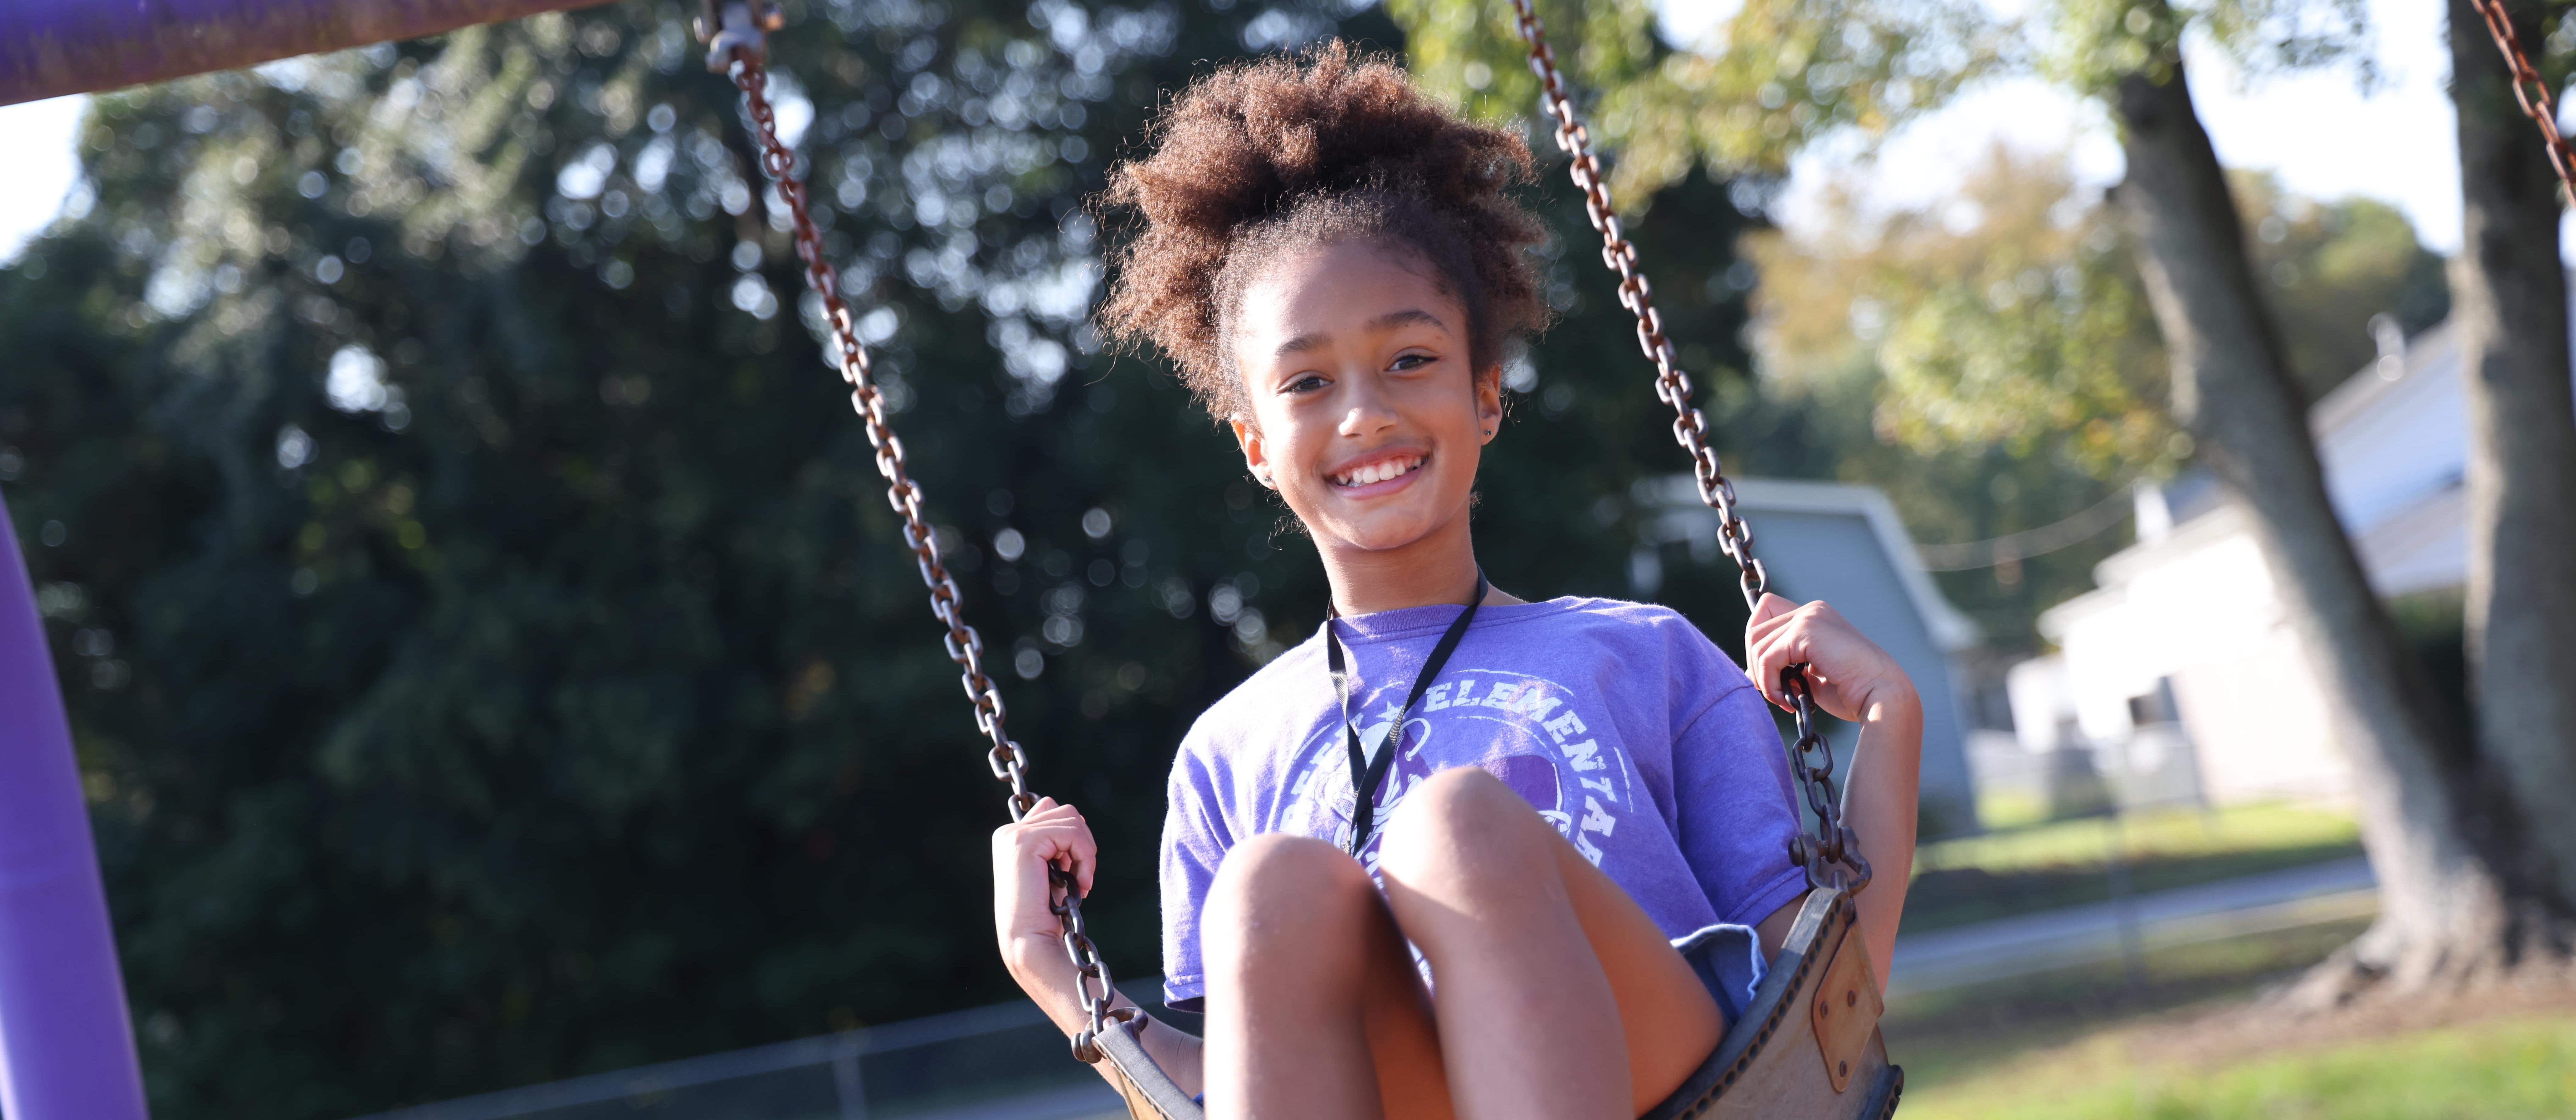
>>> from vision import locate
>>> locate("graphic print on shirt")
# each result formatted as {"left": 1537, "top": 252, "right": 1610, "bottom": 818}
{"left": 1276, "top": 667, "right": 1635, "bottom": 871}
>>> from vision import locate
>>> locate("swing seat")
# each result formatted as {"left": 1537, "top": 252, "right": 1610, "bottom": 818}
{"left": 1083, "top": 885, "right": 1901, "bottom": 1119}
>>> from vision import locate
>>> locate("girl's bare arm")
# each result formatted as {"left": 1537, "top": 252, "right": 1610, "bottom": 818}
{"left": 993, "top": 799, "right": 1205, "bottom": 1096}
{"left": 1744, "top": 595, "right": 1922, "bottom": 991}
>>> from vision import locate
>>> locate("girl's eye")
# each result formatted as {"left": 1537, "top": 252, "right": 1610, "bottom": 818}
{"left": 1390, "top": 353, "right": 1432, "bottom": 371}
{"left": 1285, "top": 373, "right": 1328, "bottom": 394}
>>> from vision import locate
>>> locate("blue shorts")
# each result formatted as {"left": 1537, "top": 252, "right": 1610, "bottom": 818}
{"left": 1671, "top": 922, "right": 1767, "bottom": 1025}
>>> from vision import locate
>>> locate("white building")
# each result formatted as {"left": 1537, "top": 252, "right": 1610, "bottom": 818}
{"left": 2009, "top": 315, "right": 2550, "bottom": 810}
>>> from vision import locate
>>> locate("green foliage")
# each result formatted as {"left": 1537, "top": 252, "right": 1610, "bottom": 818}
{"left": 1733, "top": 148, "right": 2168, "bottom": 639}
{"left": 1386, "top": 0, "right": 1661, "bottom": 126}
{"left": 5, "top": 0, "right": 1367, "bottom": 1112}
{"left": 2231, "top": 170, "right": 2450, "bottom": 402}
{"left": 1391, "top": 0, "right": 2007, "bottom": 196}
{"left": 1729, "top": 147, "right": 2450, "bottom": 643}
{"left": 2046, "top": 0, "right": 2371, "bottom": 96}
{"left": 1830, "top": 150, "right": 2172, "bottom": 476}
{"left": 1622, "top": 0, "right": 2009, "bottom": 182}
{"left": 1502, "top": 164, "right": 1774, "bottom": 657}
{"left": 2045, "top": 0, "right": 2189, "bottom": 93}
{"left": 1392, "top": 0, "right": 2420, "bottom": 654}
{"left": 0, "top": 2, "right": 1772, "bottom": 1115}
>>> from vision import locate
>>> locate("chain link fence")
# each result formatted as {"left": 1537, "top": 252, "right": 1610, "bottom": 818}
{"left": 356, "top": 982, "right": 1196, "bottom": 1120}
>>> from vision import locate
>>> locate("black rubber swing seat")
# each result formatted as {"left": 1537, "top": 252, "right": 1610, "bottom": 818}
{"left": 1084, "top": 885, "right": 1901, "bottom": 1120}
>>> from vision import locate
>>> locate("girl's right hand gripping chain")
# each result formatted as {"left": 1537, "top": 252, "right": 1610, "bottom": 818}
{"left": 992, "top": 797, "right": 1098, "bottom": 993}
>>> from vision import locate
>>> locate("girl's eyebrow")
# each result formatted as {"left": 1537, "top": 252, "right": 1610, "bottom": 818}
{"left": 1272, "top": 308, "right": 1450, "bottom": 359}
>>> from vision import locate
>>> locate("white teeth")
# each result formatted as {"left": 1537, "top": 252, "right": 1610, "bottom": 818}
{"left": 1336, "top": 455, "right": 1423, "bottom": 488}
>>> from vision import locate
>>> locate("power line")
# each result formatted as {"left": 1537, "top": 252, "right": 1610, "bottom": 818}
{"left": 1913, "top": 485, "right": 2137, "bottom": 571}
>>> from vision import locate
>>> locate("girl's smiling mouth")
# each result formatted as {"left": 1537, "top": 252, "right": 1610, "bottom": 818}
{"left": 1327, "top": 450, "right": 1430, "bottom": 494}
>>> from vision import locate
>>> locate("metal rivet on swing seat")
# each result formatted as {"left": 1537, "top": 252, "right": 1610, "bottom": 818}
{"left": 1809, "top": 922, "right": 1884, "bottom": 1095}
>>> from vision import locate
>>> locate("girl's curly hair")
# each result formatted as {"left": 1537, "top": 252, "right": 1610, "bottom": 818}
{"left": 1097, "top": 42, "right": 1551, "bottom": 420}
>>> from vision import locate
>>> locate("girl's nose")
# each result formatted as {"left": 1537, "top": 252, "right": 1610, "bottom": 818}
{"left": 1337, "top": 374, "right": 1398, "bottom": 436}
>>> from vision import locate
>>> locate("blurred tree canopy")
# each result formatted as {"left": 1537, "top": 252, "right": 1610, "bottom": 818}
{"left": 1733, "top": 147, "right": 2449, "bottom": 641}
{"left": 0, "top": 0, "right": 1774, "bottom": 1115}
{"left": 1391, "top": 0, "right": 2009, "bottom": 198}
{"left": 1737, "top": 146, "right": 2169, "bottom": 638}
{"left": 1751, "top": 145, "right": 2173, "bottom": 476}
{"left": 1387, "top": 0, "right": 2449, "bottom": 648}
{"left": 2228, "top": 170, "right": 2451, "bottom": 402}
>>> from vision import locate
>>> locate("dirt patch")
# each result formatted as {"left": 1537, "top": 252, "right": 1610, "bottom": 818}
{"left": 2122, "top": 962, "right": 2576, "bottom": 1069}
{"left": 1879, "top": 917, "right": 2576, "bottom": 1093}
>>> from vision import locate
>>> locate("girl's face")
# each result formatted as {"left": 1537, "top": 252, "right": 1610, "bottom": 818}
{"left": 1228, "top": 239, "right": 1502, "bottom": 557}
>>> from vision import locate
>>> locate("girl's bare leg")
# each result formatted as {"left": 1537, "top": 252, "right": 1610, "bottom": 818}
{"left": 1378, "top": 766, "right": 1724, "bottom": 1120}
{"left": 1201, "top": 833, "right": 1454, "bottom": 1120}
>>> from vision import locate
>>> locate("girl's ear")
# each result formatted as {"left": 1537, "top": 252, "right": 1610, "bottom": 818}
{"left": 1230, "top": 414, "right": 1276, "bottom": 489}
{"left": 1476, "top": 362, "right": 1505, "bottom": 442}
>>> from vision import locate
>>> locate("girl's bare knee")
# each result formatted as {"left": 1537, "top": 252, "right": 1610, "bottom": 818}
{"left": 1378, "top": 766, "right": 1545, "bottom": 885}
{"left": 1204, "top": 833, "right": 1377, "bottom": 972}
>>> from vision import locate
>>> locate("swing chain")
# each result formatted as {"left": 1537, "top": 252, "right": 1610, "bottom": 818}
{"left": 708, "top": 8, "right": 1120, "bottom": 1061}
{"left": 1506, "top": 0, "right": 1868, "bottom": 896}
{"left": 2466, "top": 0, "right": 2576, "bottom": 205}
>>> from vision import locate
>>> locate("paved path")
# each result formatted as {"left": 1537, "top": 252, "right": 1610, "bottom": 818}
{"left": 362, "top": 860, "right": 2384, "bottom": 1120}
{"left": 1887, "top": 856, "right": 2379, "bottom": 998}
{"left": 932, "top": 860, "right": 2393, "bottom": 1117}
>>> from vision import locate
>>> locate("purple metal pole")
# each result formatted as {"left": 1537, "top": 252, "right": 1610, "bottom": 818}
{"left": 1, "top": 0, "right": 622, "bottom": 108}
{"left": 0, "top": 491, "right": 149, "bottom": 1120}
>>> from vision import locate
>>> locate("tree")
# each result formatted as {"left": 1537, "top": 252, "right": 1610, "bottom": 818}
{"left": 1740, "top": 144, "right": 2171, "bottom": 640}
{"left": 1392, "top": 0, "right": 2576, "bottom": 993}
{"left": 1738, "top": 149, "right": 2455, "bottom": 644}
{"left": 2444, "top": 0, "right": 2576, "bottom": 918}
{"left": 0, "top": 1, "right": 1774, "bottom": 1114}
{"left": 2229, "top": 171, "right": 2450, "bottom": 401}
{"left": 4, "top": 0, "right": 1408, "bottom": 1112}
{"left": 2093, "top": 0, "right": 2562, "bottom": 993}
{"left": 1390, "top": 0, "right": 2007, "bottom": 200}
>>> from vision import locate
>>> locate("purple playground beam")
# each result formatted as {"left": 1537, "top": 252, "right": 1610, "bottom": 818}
{"left": 2, "top": 0, "right": 623, "bottom": 108}
{"left": 0, "top": 492, "right": 149, "bottom": 1120}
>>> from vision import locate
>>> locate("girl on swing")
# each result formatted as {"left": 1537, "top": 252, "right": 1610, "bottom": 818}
{"left": 993, "top": 44, "right": 1921, "bottom": 1120}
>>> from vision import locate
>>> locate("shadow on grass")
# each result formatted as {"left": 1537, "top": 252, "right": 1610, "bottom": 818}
{"left": 1903, "top": 803, "right": 2366, "bottom": 933}
{"left": 1882, "top": 917, "right": 2376, "bottom": 1095}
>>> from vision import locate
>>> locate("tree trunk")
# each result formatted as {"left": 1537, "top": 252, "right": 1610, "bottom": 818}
{"left": 2106, "top": 59, "right": 2524, "bottom": 991}
{"left": 2448, "top": 0, "right": 2576, "bottom": 913}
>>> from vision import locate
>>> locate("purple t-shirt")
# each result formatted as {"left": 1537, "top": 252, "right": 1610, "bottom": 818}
{"left": 1159, "top": 595, "right": 1807, "bottom": 1010}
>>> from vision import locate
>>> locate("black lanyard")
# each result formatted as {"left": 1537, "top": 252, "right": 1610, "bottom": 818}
{"left": 1324, "top": 571, "right": 1488, "bottom": 855}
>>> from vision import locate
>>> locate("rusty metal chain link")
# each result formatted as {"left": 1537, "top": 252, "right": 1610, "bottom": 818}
{"left": 2467, "top": 0, "right": 2576, "bottom": 204}
{"left": 1507, "top": 0, "right": 1869, "bottom": 895}
{"left": 699, "top": 0, "right": 1127, "bottom": 1061}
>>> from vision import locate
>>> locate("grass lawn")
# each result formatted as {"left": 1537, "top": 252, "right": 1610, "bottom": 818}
{"left": 1900, "top": 1017, "right": 2576, "bottom": 1119}
{"left": 1904, "top": 801, "right": 2364, "bottom": 932}
{"left": 1882, "top": 916, "right": 2576, "bottom": 1119}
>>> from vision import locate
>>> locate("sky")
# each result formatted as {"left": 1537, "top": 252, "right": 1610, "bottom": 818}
{"left": 0, "top": 94, "right": 87, "bottom": 263}
{"left": 0, "top": 0, "right": 2485, "bottom": 263}
{"left": 1658, "top": 0, "right": 2468, "bottom": 248}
